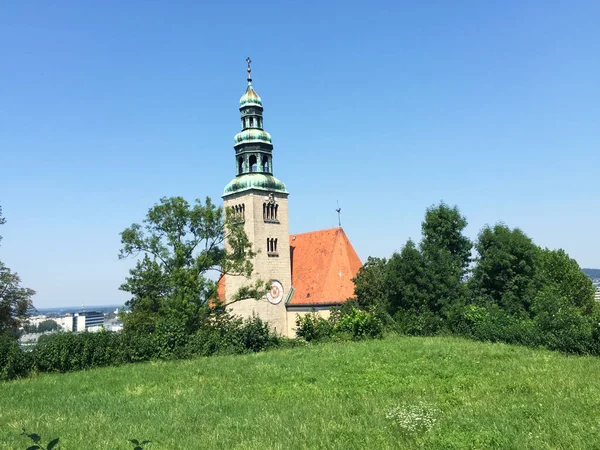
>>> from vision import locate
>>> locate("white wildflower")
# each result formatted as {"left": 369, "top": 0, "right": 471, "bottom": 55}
{"left": 385, "top": 402, "right": 438, "bottom": 433}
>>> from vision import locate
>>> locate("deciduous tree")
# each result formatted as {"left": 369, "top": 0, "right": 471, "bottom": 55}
{"left": 119, "top": 196, "right": 266, "bottom": 333}
{"left": 469, "top": 224, "right": 540, "bottom": 316}
{"left": 0, "top": 205, "right": 35, "bottom": 336}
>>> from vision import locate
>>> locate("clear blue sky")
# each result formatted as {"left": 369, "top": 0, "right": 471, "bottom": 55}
{"left": 1, "top": 1, "right": 598, "bottom": 308}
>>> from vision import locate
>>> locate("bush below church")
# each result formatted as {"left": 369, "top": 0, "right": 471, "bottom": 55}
{"left": 295, "top": 307, "right": 383, "bottom": 342}
{"left": 0, "top": 312, "right": 281, "bottom": 381}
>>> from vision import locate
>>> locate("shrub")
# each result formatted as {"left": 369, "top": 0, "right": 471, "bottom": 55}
{"left": 295, "top": 313, "right": 333, "bottom": 342}
{"left": 532, "top": 288, "right": 600, "bottom": 355}
{"left": 393, "top": 309, "right": 446, "bottom": 336}
{"left": 236, "top": 315, "right": 279, "bottom": 353}
{"left": 331, "top": 307, "right": 383, "bottom": 340}
{"left": 0, "top": 334, "right": 32, "bottom": 381}
{"left": 34, "top": 330, "right": 126, "bottom": 373}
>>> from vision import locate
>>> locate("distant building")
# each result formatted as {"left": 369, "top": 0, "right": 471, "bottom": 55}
{"left": 595, "top": 287, "right": 600, "bottom": 302}
{"left": 72, "top": 311, "right": 104, "bottom": 332}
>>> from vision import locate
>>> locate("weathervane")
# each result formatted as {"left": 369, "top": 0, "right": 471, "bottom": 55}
{"left": 246, "top": 56, "right": 252, "bottom": 82}
{"left": 336, "top": 201, "right": 342, "bottom": 227}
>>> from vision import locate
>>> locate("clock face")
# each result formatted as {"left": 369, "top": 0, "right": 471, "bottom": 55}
{"left": 267, "top": 280, "right": 284, "bottom": 305}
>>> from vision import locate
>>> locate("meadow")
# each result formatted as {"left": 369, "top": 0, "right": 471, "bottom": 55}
{"left": 1, "top": 335, "right": 599, "bottom": 449}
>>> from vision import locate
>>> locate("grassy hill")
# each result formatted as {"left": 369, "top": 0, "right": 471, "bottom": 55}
{"left": 2, "top": 335, "right": 600, "bottom": 449}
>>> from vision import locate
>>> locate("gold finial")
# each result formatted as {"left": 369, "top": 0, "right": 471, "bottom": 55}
{"left": 246, "top": 56, "right": 252, "bottom": 82}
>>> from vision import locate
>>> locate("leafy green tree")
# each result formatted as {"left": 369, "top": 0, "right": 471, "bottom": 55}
{"left": 0, "top": 205, "right": 35, "bottom": 337}
{"left": 24, "top": 319, "right": 60, "bottom": 334}
{"left": 420, "top": 202, "right": 472, "bottom": 276}
{"left": 119, "top": 196, "right": 266, "bottom": 334}
{"left": 353, "top": 203, "right": 471, "bottom": 328}
{"left": 386, "top": 240, "right": 431, "bottom": 314}
{"left": 538, "top": 248, "right": 596, "bottom": 313}
{"left": 469, "top": 224, "right": 540, "bottom": 316}
{"left": 419, "top": 202, "right": 472, "bottom": 315}
{"left": 353, "top": 257, "right": 389, "bottom": 313}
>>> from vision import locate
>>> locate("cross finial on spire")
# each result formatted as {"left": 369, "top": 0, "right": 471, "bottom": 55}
{"left": 246, "top": 57, "right": 252, "bottom": 82}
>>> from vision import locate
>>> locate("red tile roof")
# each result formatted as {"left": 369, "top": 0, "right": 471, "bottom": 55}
{"left": 289, "top": 227, "right": 362, "bottom": 306}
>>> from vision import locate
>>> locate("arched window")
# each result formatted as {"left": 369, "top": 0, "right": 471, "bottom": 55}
{"left": 241, "top": 204, "right": 245, "bottom": 220}
{"left": 274, "top": 204, "right": 278, "bottom": 220}
{"left": 249, "top": 155, "right": 257, "bottom": 172}
{"left": 249, "top": 117, "right": 254, "bottom": 127}
{"left": 238, "top": 157, "right": 244, "bottom": 174}
{"left": 262, "top": 156, "right": 269, "bottom": 173}
{"left": 267, "top": 238, "right": 278, "bottom": 254}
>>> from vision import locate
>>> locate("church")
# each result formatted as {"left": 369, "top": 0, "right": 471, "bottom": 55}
{"left": 218, "top": 60, "right": 362, "bottom": 337}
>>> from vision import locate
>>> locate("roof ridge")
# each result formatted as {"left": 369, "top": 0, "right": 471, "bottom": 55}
{"left": 290, "top": 227, "right": 343, "bottom": 238}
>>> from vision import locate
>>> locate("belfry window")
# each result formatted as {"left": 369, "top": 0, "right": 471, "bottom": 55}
{"left": 262, "top": 156, "right": 269, "bottom": 173}
{"left": 249, "top": 117, "right": 254, "bottom": 127}
{"left": 238, "top": 157, "right": 244, "bottom": 174}
{"left": 267, "top": 238, "right": 278, "bottom": 255}
{"left": 263, "top": 194, "right": 279, "bottom": 222}
{"left": 232, "top": 204, "right": 245, "bottom": 221}
{"left": 249, "top": 155, "right": 257, "bottom": 172}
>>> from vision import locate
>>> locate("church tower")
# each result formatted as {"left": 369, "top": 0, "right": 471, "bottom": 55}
{"left": 221, "top": 58, "right": 291, "bottom": 334}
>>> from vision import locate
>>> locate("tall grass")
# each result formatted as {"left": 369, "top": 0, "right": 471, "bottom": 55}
{"left": 1, "top": 335, "right": 599, "bottom": 449}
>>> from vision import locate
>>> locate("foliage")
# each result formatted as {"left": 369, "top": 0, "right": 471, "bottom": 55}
{"left": 295, "top": 307, "right": 382, "bottom": 342}
{"left": 353, "top": 257, "right": 389, "bottom": 312}
{"left": 531, "top": 286, "right": 600, "bottom": 354}
{"left": 21, "top": 430, "right": 59, "bottom": 450}
{"left": 119, "top": 196, "right": 266, "bottom": 334}
{"left": 537, "top": 248, "right": 596, "bottom": 313}
{"left": 129, "top": 438, "right": 151, "bottom": 450}
{"left": 330, "top": 307, "right": 383, "bottom": 340}
{"left": 469, "top": 224, "right": 540, "bottom": 316}
{"left": 23, "top": 320, "right": 60, "bottom": 334}
{"left": 419, "top": 202, "right": 472, "bottom": 316}
{"left": 386, "top": 240, "right": 431, "bottom": 315}
{"left": 0, "top": 205, "right": 35, "bottom": 337}
{"left": 353, "top": 202, "right": 471, "bottom": 326}
{"left": 294, "top": 313, "right": 334, "bottom": 342}
{"left": 0, "top": 310, "right": 281, "bottom": 381}
{"left": 0, "top": 333, "right": 32, "bottom": 381}
{"left": 34, "top": 330, "right": 127, "bottom": 373}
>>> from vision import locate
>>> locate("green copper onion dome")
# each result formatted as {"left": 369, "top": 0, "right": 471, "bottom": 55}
{"left": 234, "top": 128, "right": 272, "bottom": 145}
{"left": 239, "top": 84, "right": 262, "bottom": 108}
{"left": 223, "top": 173, "right": 287, "bottom": 195}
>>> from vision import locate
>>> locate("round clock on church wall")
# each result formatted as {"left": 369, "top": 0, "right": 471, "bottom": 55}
{"left": 267, "top": 280, "right": 284, "bottom": 304}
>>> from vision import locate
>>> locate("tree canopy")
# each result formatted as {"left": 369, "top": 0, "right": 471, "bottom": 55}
{"left": 118, "top": 196, "right": 266, "bottom": 333}
{"left": 0, "top": 205, "right": 35, "bottom": 336}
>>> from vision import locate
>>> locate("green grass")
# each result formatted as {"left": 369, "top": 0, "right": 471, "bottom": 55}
{"left": 2, "top": 335, "right": 600, "bottom": 449}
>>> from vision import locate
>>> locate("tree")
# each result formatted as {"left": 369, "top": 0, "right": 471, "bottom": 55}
{"left": 419, "top": 203, "right": 472, "bottom": 315}
{"left": 420, "top": 202, "right": 472, "bottom": 277}
{"left": 386, "top": 240, "right": 431, "bottom": 315}
{"left": 353, "top": 257, "right": 389, "bottom": 313}
{"left": 23, "top": 319, "right": 60, "bottom": 334}
{"left": 119, "top": 196, "right": 266, "bottom": 334}
{"left": 538, "top": 248, "right": 596, "bottom": 314}
{"left": 469, "top": 224, "right": 540, "bottom": 316}
{"left": 0, "top": 205, "right": 35, "bottom": 336}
